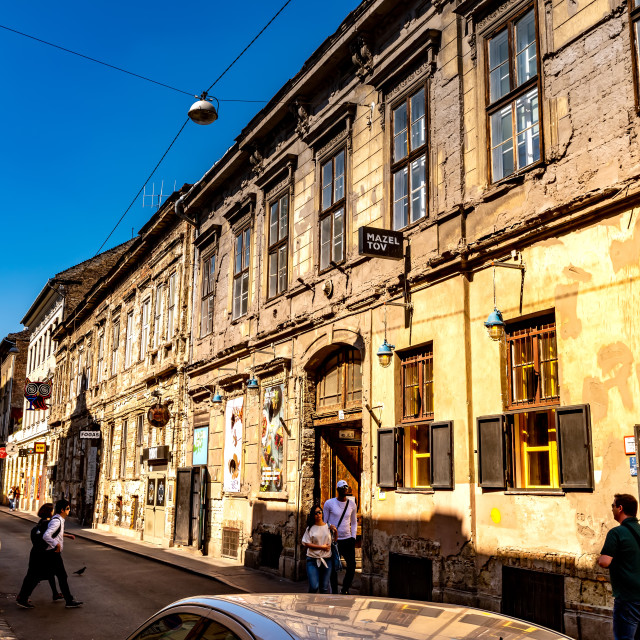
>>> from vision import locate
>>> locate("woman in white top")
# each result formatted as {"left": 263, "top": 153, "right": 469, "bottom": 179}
{"left": 301, "top": 504, "right": 332, "bottom": 593}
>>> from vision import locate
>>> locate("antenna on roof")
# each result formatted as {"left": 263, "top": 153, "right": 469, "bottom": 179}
{"left": 143, "top": 180, "right": 176, "bottom": 210}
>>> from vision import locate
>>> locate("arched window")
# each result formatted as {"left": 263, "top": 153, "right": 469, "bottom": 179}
{"left": 316, "top": 348, "right": 362, "bottom": 411}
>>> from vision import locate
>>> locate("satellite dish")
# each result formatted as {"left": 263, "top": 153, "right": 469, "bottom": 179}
{"left": 188, "top": 92, "right": 219, "bottom": 125}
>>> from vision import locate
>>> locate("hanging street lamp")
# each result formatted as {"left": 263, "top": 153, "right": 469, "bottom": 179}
{"left": 188, "top": 92, "right": 219, "bottom": 125}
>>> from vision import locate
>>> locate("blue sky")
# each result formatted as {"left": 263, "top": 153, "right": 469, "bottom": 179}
{"left": 0, "top": 0, "right": 361, "bottom": 338}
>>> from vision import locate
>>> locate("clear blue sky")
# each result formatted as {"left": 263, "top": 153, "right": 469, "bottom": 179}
{"left": 0, "top": 0, "right": 361, "bottom": 338}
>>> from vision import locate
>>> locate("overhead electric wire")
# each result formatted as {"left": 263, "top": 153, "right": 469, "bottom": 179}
{"left": 0, "top": 23, "right": 194, "bottom": 97}
{"left": 92, "top": 0, "right": 295, "bottom": 256}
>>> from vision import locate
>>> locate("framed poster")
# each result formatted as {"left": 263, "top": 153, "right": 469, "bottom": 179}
{"left": 260, "top": 384, "right": 285, "bottom": 492}
{"left": 223, "top": 397, "right": 243, "bottom": 492}
{"left": 193, "top": 426, "right": 209, "bottom": 466}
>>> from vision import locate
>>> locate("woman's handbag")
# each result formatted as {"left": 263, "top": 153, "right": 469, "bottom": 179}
{"left": 331, "top": 541, "right": 343, "bottom": 572}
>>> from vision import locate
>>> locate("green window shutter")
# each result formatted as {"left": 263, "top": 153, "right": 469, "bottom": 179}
{"left": 477, "top": 415, "right": 506, "bottom": 489}
{"left": 556, "top": 404, "right": 594, "bottom": 490}
{"left": 430, "top": 421, "right": 454, "bottom": 489}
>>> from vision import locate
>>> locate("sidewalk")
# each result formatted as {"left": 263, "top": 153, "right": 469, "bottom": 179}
{"left": 0, "top": 506, "right": 306, "bottom": 595}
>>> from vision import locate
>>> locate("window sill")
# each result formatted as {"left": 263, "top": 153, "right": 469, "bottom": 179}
{"left": 256, "top": 491, "right": 289, "bottom": 501}
{"left": 396, "top": 487, "right": 435, "bottom": 495}
{"left": 504, "top": 489, "right": 565, "bottom": 496}
{"left": 483, "top": 162, "right": 546, "bottom": 201}
{"left": 222, "top": 490, "right": 249, "bottom": 498}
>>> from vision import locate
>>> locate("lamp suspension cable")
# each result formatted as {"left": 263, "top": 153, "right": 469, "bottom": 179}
{"left": 92, "top": 0, "right": 295, "bottom": 256}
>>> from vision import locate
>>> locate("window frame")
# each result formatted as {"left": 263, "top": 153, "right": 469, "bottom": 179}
{"left": 390, "top": 84, "right": 429, "bottom": 230}
{"left": 318, "top": 147, "right": 346, "bottom": 273}
{"left": 232, "top": 226, "right": 251, "bottom": 320}
{"left": 200, "top": 252, "right": 216, "bottom": 337}
{"left": 400, "top": 346, "right": 434, "bottom": 424}
{"left": 140, "top": 298, "right": 150, "bottom": 360}
{"left": 120, "top": 419, "right": 128, "bottom": 479}
{"left": 153, "top": 283, "right": 164, "bottom": 349}
{"left": 630, "top": 0, "right": 640, "bottom": 112}
{"left": 111, "top": 319, "right": 120, "bottom": 376}
{"left": 315, "top": 348, "right": 363, "bottom": 413}
{"left": 135, "top": 414, "right": 144, "bottom": 478}
{"left": 167, "top": 272, "right": 178, "bottom": 340}
{"left": 505, "top": 316, "right": 559, "bottom": 410}
{"left": 267, "top": 192, "right": 289, "bottom": 299}
{"left": 125, "top": 310, "right": 134, "bottom": 369}
{"left": 96, "top": 333, "right": 104, "bottom": 384}
{"left": 484, "top": 4, "right": 543, "bottom": 183}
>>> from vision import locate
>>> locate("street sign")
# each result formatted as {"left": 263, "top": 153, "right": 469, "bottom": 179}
{"left": 34, "top": 442, "right": 46, "bottom": 454}
{"left": 358, "top": 226, "right": 404, "bottom": 260}
{"left": 80, "top": 430, "right": 101, "bottom": 439}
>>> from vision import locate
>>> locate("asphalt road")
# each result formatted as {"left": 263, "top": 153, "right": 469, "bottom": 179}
{"left": 0, "top": 512, "right": 240, "bottom": 640}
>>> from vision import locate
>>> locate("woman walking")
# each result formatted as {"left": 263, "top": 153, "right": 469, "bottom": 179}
{"left": 301, "top": 504, "right": 332, "bottom": 594}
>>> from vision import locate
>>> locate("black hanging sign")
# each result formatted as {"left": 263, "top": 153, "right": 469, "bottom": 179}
{"left": 358, "top": 226, "right": 404, "bottom": 260}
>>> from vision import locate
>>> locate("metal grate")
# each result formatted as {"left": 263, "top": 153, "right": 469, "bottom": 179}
{"left": 222, "top": 528, "right": 240, "bottom": 559}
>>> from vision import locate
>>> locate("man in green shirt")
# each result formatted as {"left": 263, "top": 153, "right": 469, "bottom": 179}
{"left": 598, "top": 493, "right": 640, "bottom": 639}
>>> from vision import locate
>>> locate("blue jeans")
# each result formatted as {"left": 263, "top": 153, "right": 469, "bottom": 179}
{"left": 306, "top": 559, "right": 331, "bottom": 594}
{"left": 614, "top": 599, "right": 640, "bottom": 640}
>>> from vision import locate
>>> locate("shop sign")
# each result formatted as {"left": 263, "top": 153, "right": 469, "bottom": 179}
{"left": 624, "top": 435, "right": 636, "bottom": 455}
{"left": 0, "top": 448, "right": 6, "bottom": 459}
{"left": 193, "top": 427, "right": 208, "bottom": 466}
{"left": 5, "top": 443, "right": 17, "bottom": 455}
{"left": 142, "top": 445, "right": 170, "bottom": 463}
{"left": 358, "top": 226, "right": 404, "bottom": 260}
{"left": 34, "top": 442, "right": 46, "bottom": 454}
{"left": 19, "top": 448, "right": 28, "bottom": 457}
{"left": 80, "top": 430, "right": 101, "bottom": 439}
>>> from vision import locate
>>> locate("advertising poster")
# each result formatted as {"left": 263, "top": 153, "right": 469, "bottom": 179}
{"left": 260, "top": 384, "right": 285, "bottom": 492}
{"left": 193, "top": 426, "right": 209, "bottom": 466}
{"left": 223, "top": 397, "right": 243, "bottom": 492}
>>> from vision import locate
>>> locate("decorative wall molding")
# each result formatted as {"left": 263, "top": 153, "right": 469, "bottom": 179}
{"left": 386, "top": 58, "right": 436, "bottom": 102}
{"left": 317, "top": 128, "right": 349, "bottom": 159}
{"left": 291, "top": 98, "right": 310, "bottom": 138}
{"left": 350, "top": 32, "right": 374, "bottom": 80}
{"left": 477, "top": 0, "right": 524, "bottom": 33}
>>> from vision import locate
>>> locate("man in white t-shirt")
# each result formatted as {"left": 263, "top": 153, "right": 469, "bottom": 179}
{"left": 324, "top": 479, "right": 357, "bottom": 594}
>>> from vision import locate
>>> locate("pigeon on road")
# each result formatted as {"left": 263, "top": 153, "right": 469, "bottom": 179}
{"left": 73, "top": 566, "right": 87, "bottom": 576}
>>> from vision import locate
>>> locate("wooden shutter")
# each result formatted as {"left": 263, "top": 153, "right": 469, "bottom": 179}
{"left": 378, "top": 427, "right": 403, "bottom": 488}
{"left": 556, "top": 404, "right": 593, "bottom": 490}
{"left": 430, "top": 421, "right": 454, "bottom": 489}
{"left": 477, "top": 415, "right": 506, "bottom": 489}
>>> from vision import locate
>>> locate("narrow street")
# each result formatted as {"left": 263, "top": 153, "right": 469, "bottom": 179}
{"left": 0, "top": 512, "right": 240, "bottom": 640}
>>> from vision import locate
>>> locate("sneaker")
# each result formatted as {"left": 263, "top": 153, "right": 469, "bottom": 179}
{"left": 16, "top": 599, "right": 34, "bottom": 609}
{"left": 65, "top": 600, "right": 83, "bottom": 608}
{"left": 53, "top": 593, "right": 64, "bottom": 601}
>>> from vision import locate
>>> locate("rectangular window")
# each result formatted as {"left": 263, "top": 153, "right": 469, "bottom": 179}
{"left": 400, "top": 346, "right": 435, "bottom": 489}
{"left": 124, "top": 311, "right": 134, "bottom": 369}
{"left": 233, "top": 228, "right": 251, "bottom": 319}
{"left": 153, "top": 284, "right": 164, "bottom": 348}
{"left": 76, "top": 351, "right": 84, "bottom": 395}
{"left": 84, "top": 348, "right": 91, "bottom": 390}
{"left": 111, "top": 320, "right": 120, "bottom": 376}
{"left": 135, "top": 414, "right": 143, "bottom": 477}
{"left": 140, "top": 299, "right": 150, "bottom": 360}
{"left": 120, "top": 420, "right": 128, "bottom": 478}
{"left": 268, "top": 194, "right": 289, "bottom": 298}
{"left": 200, "top": 254, "right": 216, "bottom": 337}
{"left": 70, "top": 359, "right": 77, "bottom": 400}
{"left": 319, "top": 149, "right": 345, "bottom": 270}
{"left": 167, "top": 273, "right": 177, "bottom": 339}
{"left": 108, "top": 423, "right": 115, "bottom": 479}
{"left": 506, "top": 315, "right": 558, "bottom": 409}
{"left": 486, "top": 7, "right": 540, "bottom": 181}
{"left": 392, "top": 87, "right": 427, "bottom": 229}
{"left": 96, "top": 334, "right": 104, "bottom": 384}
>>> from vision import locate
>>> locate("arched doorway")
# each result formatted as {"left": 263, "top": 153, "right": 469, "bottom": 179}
{"left": 314, "top": 347, "right": 362, "bottom": 536}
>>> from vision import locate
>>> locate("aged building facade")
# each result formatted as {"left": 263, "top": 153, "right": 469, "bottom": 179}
{"left": 0, "top": 330, "right": 30, "bottom": 501}
{"left": 174, "top": 0, "right": 640, "bottom": 636}
{"left": 50, "top": 191, "right": 194, "bottom": 541}
{"left": 3, "top": 251, "right": 127, "bottom": 513}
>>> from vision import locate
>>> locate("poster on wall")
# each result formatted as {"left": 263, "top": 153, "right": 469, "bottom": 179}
{"left": 260, "top": 384, "right": 285, "bottom": 492}
{"left": 193, "top": 427, "right": 209, "bottom": 466}
{"left": 223, "top": 397, "right": 243, "bottom": 493}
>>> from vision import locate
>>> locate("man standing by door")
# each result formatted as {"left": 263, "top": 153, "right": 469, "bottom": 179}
{"left": 598, "top": 493, "right": 640, "bottom": 639}
{"left": 324, "top": 479, "right": 357, "bottom": 594}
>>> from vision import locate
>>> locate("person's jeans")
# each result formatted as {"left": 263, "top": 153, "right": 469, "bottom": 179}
{"left": 330, "top": 537, "right": 356, "bottom": 594}
{"left": 306, "top": 559, "right": 331, "bottom": 594}
{"left": 614, "top": 599, "right": 640, "bottom": 640}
